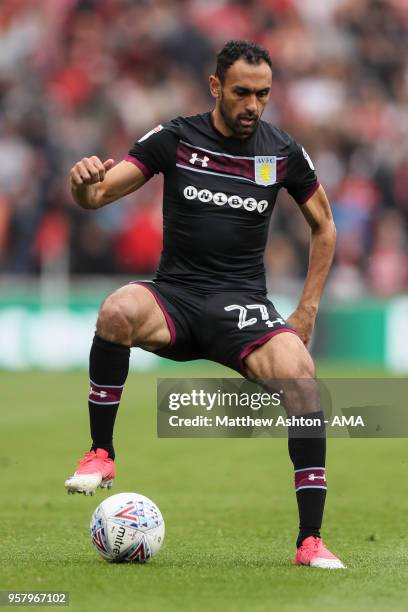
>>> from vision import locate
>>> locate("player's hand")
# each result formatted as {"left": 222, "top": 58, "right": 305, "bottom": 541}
{"left": 70, "top": 157, "right": 115, "bottom": 187}
{"left": 286, "top": 306, "right": 317, "bottom": 347}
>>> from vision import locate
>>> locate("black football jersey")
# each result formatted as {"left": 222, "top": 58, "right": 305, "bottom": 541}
{"left": 126, "top": 112, "right": 319, "bottom": 293}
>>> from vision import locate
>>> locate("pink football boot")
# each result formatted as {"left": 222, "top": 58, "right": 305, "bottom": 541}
{"left": 294, "top": 536, "right": 347, "bottom": 569}
{"left": 65, "top": 449, "right": 115, "bottom": 496}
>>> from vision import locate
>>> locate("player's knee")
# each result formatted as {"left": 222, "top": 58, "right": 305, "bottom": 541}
{"left": 281, "top": 358, "right": 315, "bottom": 381}
{"left": 96, "top": 292, "right": 136, "bottom": 345}
{"left": 254, "top": 354, "right": 318, "bottom": 415}
{"left": 249, "top": 349, "right": 315, "bottom": 381}
{"left": 288, "top": 353, "right": 316, "bottom": 380}
{"left": 276, "top": 341, "right": 315, "bottom": 379}
{"left": 267, "top": 354, "right": 317, "bottom": 415}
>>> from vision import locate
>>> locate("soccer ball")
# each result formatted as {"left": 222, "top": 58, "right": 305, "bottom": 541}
{"left": 90, "top": 492, "right": 165, "bottom": 563}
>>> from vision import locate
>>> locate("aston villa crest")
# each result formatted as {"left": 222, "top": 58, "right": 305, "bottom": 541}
{"left": 254, "top": 156, "right": 277, "bottom": 186}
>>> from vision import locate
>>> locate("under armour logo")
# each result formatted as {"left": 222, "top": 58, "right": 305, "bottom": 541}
{"left": 89, "top": 388, "right": 108, "bottom": 399}
{"left": 189, "top": 153, "right": 209, "bottom": 167}
{"left": 308, "top": 474, "right": 326, "bottom": 481}
{"left": 265, "top": 317, "right": 286, "bottom": 328}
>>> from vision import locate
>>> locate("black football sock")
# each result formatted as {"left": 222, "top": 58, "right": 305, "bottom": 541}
{"left": 88, "top": 334, "right": 130, "bottom": 460}
{"left": 287, "top": 410, "right": 327, "bottom": 548}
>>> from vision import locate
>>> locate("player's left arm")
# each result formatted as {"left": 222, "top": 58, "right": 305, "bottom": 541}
{"left": 287, "top": 184, "right": 336, "bottom": 346}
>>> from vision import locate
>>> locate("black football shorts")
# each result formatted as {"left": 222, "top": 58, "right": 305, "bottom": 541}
{"left": 132, "top": 280, "right": 296, "bottom": 375}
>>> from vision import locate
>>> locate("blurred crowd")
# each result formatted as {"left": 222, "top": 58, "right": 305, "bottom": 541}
{"left": 1, "top": 0, "right": 408, "bottom": 299}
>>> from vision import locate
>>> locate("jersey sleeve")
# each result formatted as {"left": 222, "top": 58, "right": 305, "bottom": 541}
{"left": 125, "top": 120, "right": 179, "bottom": 179}
{"left": 283, "top": 140, "right": 320, "bottom": 204}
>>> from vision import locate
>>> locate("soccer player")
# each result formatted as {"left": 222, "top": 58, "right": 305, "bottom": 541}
{"left": 66, "top": 40, "right": 345, "bottom": 569}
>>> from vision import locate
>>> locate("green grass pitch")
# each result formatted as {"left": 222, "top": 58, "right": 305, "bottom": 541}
{"left": 1, "top": 365, "right": 407, "bottom": 612}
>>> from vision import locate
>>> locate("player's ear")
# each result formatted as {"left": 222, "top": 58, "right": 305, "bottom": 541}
{"left": 209, "top": 75, "right": 221, "bottom": 99}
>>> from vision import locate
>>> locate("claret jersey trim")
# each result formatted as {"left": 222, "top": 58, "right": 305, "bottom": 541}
{"left": 176, "top": 163, "right": 257, "bottom": 184}
{"left": 179, "top": 139, "right": 255, "bottom": 160}
{"left": 125, "top": 154, "right": 153, "bottom": 179}
{"left": 177, "top": 140, "right": 287, "bottom": 185}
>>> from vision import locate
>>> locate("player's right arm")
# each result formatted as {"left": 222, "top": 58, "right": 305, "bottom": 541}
{"left": 71, "top": 121, "right": 178, "bottom": 209}
{"left": 70, "top": 157, "right": 147, "bottom": 210}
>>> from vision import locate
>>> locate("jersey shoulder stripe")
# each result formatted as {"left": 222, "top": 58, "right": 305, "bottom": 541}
{"left": 176, "top": 140, "right": 288, "bottom": 184}
{"left": 175, "top": 163, "right": 257, "bottom": 184}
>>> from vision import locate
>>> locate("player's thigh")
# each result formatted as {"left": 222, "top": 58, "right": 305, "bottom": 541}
{"left": 96, "top": 284, "right": 171, "bottom": 350}
{"left": 244, "top": 331, "right": 315, "bottom": 380}
{"left": 244, "top": 332, "right": 319, "bottom": 415}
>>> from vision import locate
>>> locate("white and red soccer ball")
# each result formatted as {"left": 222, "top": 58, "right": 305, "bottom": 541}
{"left": 90, "top": 492, "right": 165, "bottom": 563}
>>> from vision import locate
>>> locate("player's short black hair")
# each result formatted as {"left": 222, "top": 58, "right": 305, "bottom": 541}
{"left": 215, "top": 40, "right": 272, "bottom": 84}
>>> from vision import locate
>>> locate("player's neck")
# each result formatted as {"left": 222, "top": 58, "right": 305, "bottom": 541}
{"left": 211, "top": 109, "right": 236, "bottom": 139}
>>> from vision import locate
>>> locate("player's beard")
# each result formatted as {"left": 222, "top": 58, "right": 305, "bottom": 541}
{"left": 219, "top": 94, "right": 259, "bottom": 139}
